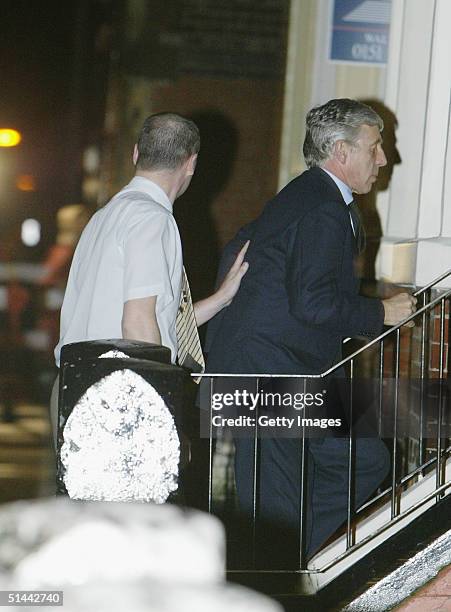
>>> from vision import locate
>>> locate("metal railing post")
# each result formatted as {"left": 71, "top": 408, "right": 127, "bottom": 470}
{"left": 251, "top": 377, "right": 260, "bottom": 568}
{"left": 419, "top": 289, "right": 430, "bottom": 466}
{"left": 391, "top": 328, "right": 401, "bottom": 519}
{"left": 346, "top": 360, "right": 356, "bottom": 550}
{"left": 378, "top": 340, "right": 384, "bottom": 439}
{"left": 208, "top": 376, "right": 214, "bottom": 514}
{"left": 299, "top": 377, "right": 308, "bottom": 569}
{"left": 436, "top": 299, "right": 446, "bottom": 500}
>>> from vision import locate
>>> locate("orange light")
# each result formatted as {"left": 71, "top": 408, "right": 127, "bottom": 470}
{"left": 16, "top": 174, "right": 36, "bottom": 192}
{"left": 0, "top": 129, "right": 22, "bottom": 147}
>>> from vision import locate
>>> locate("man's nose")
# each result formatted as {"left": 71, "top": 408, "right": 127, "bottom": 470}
{"left": 377, "top": 146, "right": 387, "bottom": 167}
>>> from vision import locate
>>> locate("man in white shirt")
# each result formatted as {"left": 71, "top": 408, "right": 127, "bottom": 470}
{"left": 52, "top": 113, "right": 248, "bottom": 441}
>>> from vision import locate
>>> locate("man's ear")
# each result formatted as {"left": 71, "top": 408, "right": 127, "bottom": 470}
{"left": 334, "top": 140, "right": 348, "bottom": 165}
{"left": 186, "top": 153, "right": 198, "bottom": 176}
{"left": 132, "top": 144, "right": 139, "bottom": 166}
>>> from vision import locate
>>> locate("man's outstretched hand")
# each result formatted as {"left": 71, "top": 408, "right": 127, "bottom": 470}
{"left": 193, "top": 240, "right": 250, "bottom": 327}
{"left": 216, "top": 240, "right": 250, "bottom": 307}
{"left": 382, "top": 292, "right": 417, "bottom": 328}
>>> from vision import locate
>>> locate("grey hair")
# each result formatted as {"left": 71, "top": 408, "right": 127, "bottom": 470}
{"left": 302, "top": 98, "right": 384, "bottom": 168}
{"left": 136, "top": 113, "right": 200, "bottom": 171}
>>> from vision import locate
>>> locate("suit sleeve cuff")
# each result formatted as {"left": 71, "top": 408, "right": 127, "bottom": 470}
{"left": 359, "top": 297, "right": 385, "bottom": 337}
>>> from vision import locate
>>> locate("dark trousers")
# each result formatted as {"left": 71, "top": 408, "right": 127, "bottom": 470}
{"left": 234, "top": 435, "right": 390, "bottom": 567}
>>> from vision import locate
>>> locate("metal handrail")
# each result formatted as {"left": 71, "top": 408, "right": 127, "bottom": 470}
{"left": 413, "top": 267, "right": 451, "bottom": 296}
{"left": 194, "top": 267, "right": 451, "bottom": 379}
{"left": 322, "top": 284, "right": 451, "bottom": 377}
{"left": 357, "top": 445, "right": 451, "bottom": 516}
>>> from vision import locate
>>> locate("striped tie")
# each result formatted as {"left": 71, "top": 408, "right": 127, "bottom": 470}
{"left": 176, "top": 267, "right": 205, "bottom": 375}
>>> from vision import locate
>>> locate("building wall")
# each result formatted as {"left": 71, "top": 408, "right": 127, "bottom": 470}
{"left": 280, "top": 0, "right": 450, "bottom": 289}
{"left": 99, "top": 0, "right": 288, "bottom": 299}
{"left": 279, "top": 0, "right": 386, "bottom": 189}
{"left": 379, "top": 0, "right": 451, "bottom": 288}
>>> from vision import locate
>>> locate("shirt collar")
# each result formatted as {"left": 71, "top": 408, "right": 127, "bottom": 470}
{"left": 320, "top": 168, "right": 353, "bottom": 205}
{"left": 123, "top": 176, "right": 173, "bottom": 212}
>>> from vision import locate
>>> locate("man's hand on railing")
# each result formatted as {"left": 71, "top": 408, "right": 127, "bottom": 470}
{"left": 382, "top": 292, "right": 417, "bottom": 328}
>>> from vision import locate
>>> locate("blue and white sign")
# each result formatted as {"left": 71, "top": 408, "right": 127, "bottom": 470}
{"left": 330, "top": 0, "right": 391, "bottom": 65}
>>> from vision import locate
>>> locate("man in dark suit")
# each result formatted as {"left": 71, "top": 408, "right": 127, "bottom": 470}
{"left": 205, "top": 99, "right": 416, "bottom": 564}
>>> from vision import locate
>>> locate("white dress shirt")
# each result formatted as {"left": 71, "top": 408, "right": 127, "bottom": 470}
{"left": 321, "top": 168, "right": 358, "bottom": 235}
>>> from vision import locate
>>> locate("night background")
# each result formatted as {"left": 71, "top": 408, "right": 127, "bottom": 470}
{"left": 0, "top": 0, "right": 114, "bottom": 259}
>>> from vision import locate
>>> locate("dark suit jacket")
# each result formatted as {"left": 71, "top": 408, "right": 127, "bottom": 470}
{"left": 206, "top": 167, "right": 384, "bottom": 375}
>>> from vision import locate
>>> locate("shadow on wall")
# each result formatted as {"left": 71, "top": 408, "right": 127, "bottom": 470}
{"left": 174, "top": 109, "right": 238, "bottom": 305}
{"left": 355, "top": 99, "right": 402, "bottom": 290}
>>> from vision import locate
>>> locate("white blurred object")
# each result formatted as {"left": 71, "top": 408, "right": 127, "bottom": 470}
{"left": 99, "top": 350, "right": 130, "bottom": 359}
{"left": 21, "top": 219, "right": 41, "bottom": 247}
{"left": 0, "top": 498, "right": 282, "bottom": 612}
{"left": 83, "top": 145, "right": 100, "bottom": 174}
{"left": 44, "top": 288, "right": 65, "bottom": 310}
{"left": 13, "top": 513, "right": 223, "bottom": 588}
{"left": 61, "top": 370, "right": 180, "bottom": 503}
{"left": 58, "top": 580, "right": 283, "bottom": 612}
{"left": 0, "top": 286, "right": 7, "bottom": 310}
{"left": 23, "top": 329, "right": 50, "bottom": 351}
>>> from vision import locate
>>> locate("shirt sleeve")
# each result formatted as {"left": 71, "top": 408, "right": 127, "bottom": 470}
{"left": 122, "top": 208, "right": 175, "bottom": 303}
{"left": 286, "top": 200, "right": 384, "bottom": 337}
